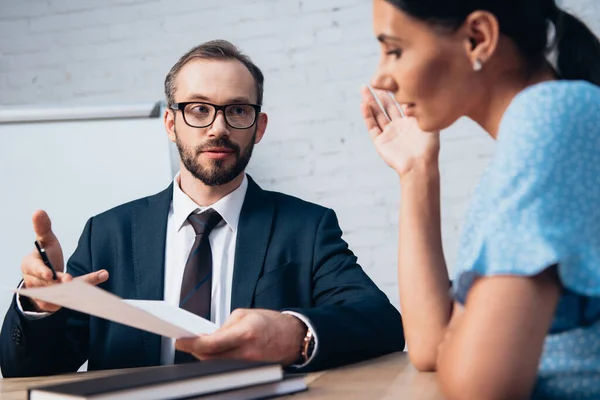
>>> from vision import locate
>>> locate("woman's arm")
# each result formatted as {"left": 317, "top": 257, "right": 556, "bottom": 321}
{"left": 361, "top": 87, "right": 452, "bottom": 371}
{"left": 397, "top": 164, "right": 453, "bottom": 371}
{"left": 437, "top": 269, "right": 561, "bottom": 400}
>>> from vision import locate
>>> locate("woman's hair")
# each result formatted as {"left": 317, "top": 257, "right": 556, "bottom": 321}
{"left": 385, "top": 0, "right": 600, "bottom": 86}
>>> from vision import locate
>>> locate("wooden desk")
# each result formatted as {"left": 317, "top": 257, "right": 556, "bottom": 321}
{"left": 0, "top": 352, "right": 445, "bottom": 399}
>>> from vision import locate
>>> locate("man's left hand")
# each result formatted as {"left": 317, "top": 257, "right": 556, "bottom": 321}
{"left": 175, "top": 309, "right": 307, "bottom": 366}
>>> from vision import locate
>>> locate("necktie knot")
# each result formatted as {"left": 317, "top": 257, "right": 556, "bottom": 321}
{"left": 187, "top": 209, "right": 222, "bottom": 236}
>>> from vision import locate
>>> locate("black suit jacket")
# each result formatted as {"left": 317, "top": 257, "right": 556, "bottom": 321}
{"left": 0, "top": 176, "right": 404, "bottom": 377}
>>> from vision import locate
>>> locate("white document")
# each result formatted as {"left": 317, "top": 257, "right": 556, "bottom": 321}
{"left": 15, "top": 280, "right": 217, "bottom": 338}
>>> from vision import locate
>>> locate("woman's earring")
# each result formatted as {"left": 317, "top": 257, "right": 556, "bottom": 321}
{"left": 473, "top": 59, "right": 483, "bottom": 72}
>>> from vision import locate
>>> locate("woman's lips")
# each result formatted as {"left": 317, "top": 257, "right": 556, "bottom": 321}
{"left": 403, "top": 104, "right": 416, "bottom": 117}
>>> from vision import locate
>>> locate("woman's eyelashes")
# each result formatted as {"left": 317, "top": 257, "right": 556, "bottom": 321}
{"left": 385, "top": 48, "right": 402, "bottom": 58}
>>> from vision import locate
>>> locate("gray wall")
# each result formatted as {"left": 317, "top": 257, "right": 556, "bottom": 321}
{"left": 1, "top": 0, "right": 599, "bottom": 308}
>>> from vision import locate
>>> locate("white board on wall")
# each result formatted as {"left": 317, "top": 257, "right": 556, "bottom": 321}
{"left": 0, "top": 102, "right": 177, "bottom": 368}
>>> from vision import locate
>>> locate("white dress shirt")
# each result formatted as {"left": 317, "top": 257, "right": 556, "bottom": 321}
{"left": 18, "top": 172, "right": 317, "bottom": 367}
{"left": 161, "top": 173, "right": 247, "bottom": 364}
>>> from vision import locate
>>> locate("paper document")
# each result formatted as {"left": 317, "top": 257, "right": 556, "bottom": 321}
{"left": 15, "top": 280, "right": 217, "bottom": 338}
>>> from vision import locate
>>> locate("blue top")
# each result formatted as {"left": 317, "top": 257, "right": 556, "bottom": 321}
{"left": 453, "top": 80, "right": 600, "bottom": 400}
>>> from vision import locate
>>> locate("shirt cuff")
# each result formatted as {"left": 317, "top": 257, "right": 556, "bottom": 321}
{"left": 281, "top": 310, "right": 318, "bottom": 368}
{"left": 16, "top": 280, "right": 52, "bottom": 320}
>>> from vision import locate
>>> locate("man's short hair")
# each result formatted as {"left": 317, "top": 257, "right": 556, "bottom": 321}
{"left": 164, "top": 39, "right": 265, "bottom": 107}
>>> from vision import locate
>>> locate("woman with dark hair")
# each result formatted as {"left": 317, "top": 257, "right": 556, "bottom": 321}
{"left": 361, "top": 0, "right": 600, "bottom": 398}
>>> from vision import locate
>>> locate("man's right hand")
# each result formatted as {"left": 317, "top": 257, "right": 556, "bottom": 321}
{"left": 20, "top": 210, "right": 109, "bottom": 313}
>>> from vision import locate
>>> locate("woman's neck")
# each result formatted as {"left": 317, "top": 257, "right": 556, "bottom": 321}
{"left": 469, "top": 59, "right": 557, "bottom": 139}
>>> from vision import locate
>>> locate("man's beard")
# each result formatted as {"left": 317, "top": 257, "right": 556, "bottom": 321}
{"left": 175, "top": 129, "right": 256, "bottom": 186}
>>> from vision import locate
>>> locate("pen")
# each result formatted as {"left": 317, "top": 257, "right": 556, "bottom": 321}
{"left": 34, "top": 240, "right": 58, "bottom": 280}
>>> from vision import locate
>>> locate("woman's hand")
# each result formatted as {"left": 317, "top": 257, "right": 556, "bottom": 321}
{"left": 360, "top": 86, "right": 440, "bottom": 178}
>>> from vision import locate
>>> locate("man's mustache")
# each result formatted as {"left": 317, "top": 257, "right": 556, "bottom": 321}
{"left": 195, "top": 138, "right": 240, "bottom": 155}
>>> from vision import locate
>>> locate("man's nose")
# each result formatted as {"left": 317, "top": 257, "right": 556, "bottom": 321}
{"left": 207, "top": 111, "right": 230, "bottom": 137}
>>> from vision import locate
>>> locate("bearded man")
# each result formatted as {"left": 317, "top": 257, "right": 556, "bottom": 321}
{"left": 0, "top": 40, "right": 404, "bottom": 378}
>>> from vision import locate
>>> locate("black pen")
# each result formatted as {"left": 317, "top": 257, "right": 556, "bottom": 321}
{"left": 34, "top": 240, "right": 57, "bottom": 280}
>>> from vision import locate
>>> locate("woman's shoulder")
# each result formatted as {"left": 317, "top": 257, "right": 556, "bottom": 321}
{"left": 508, "top": 80, "right": 600, "bottom": 115}
{"left": 500, "top": 80, "right": 600, "bottom": 131}
{"left": 498, "top": 80, "right": 600, "bottom": 147}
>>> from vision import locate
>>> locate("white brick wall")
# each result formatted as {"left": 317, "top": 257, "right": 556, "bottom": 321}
{"left": 1, "top": 0, "right": 599, "bottom": 309}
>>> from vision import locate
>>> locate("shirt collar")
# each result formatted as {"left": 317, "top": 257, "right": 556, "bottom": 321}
{"left": 171, "top": 172, "right": 248, "bottom": 233}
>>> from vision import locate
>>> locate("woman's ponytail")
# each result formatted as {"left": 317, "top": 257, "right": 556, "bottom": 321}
{"left": 553, "top": 8, "right": 600, "bottom": 86}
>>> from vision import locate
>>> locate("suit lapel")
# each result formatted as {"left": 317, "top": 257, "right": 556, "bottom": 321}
{"left": 230, "top": 176, "right": 274, "bottom": 310}
{"left": 131, "top": 184, "right": 172, "bottom": 366}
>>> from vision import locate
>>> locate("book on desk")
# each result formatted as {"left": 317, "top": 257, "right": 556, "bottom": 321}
{"left": 27, "top": 359, "right": 307, "bottom": 400}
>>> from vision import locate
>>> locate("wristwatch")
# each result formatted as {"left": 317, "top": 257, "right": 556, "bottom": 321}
{"left": 299, "top": 327, "right": 315, "bottom": 364}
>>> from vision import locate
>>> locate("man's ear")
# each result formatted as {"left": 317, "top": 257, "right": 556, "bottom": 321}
{"left": 460, "top": 11, "right": 499, "bottom": 69}
{"left": 164, "top": 108, "right": 176, "bottom": 143}
{"left": 254, "top": 113, "right": 268, "bottom": 144}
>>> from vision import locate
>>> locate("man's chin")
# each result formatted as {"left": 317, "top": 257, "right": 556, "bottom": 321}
{"left": 191, "top": 168, "right": 239, "bottom": 187}
{"left": 198, "top": 156, "right": 235, "bottom": 168}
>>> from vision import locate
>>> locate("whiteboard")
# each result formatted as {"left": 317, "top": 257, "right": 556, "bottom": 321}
{"left": 0, "top": 102, "right": 177, "bottom": 363}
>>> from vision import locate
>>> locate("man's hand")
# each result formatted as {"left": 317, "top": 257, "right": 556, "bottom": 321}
{"left": 175, "top": 309, "right": 307, "bottom": 366}
{"left": 21, "top": 210, "right": 109, "bottom": 312}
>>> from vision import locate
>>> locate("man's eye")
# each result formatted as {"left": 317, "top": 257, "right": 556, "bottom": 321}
{"left": 192, "top": 106, "right": 210, "bottom": 113}
{"left": 231, "top": 107, "right": 246, "bottom": 115}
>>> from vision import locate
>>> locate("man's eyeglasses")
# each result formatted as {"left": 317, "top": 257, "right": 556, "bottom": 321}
{"left": 170, "top": 102, "right": 261, "bottom": 130}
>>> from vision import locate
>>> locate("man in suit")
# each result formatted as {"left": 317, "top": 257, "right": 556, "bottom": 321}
{"left": 0, "top": 40, "right": 404, "bottom": 378}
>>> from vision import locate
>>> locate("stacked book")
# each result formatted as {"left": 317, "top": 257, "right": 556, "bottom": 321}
{"left": 28, "top": 359, "right": 306, "bottom": 400}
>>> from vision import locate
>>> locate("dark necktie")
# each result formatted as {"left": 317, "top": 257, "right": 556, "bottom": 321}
{"left": 174, "top": 208, "right": 222, "bottom": 364}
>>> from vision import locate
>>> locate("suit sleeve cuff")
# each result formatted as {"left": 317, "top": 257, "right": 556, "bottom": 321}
{"left": 16, "top": 280, "right": 52, "bottom": 320}
{"left": 281, "top": 310, "right": 318, "bottom": 368}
